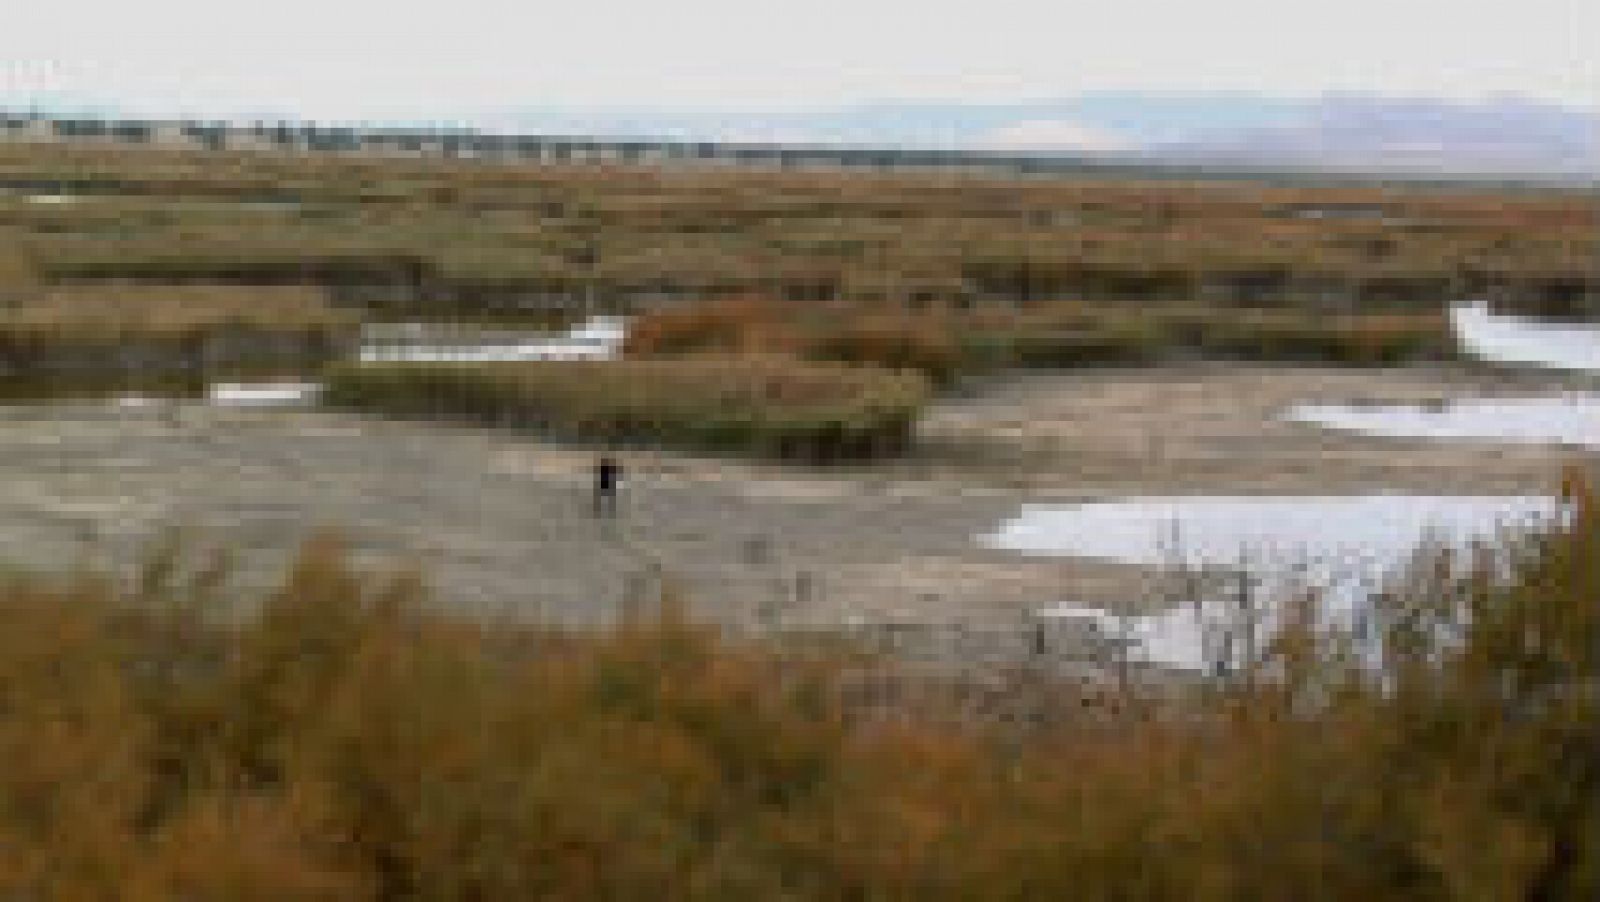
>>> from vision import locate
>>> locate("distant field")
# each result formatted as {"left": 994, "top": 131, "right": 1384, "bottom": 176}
{"left": 0, "top": 140, "right": 1593, "bottom": 324}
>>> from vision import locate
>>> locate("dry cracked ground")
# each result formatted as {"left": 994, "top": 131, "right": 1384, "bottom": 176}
{"left": 2, "top": 361, "right": 1591, "bottom": 663}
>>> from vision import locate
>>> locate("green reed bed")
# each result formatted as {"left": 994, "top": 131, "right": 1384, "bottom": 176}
{"left": 324, "top": 355, "right": 930, "bottom": 462}
{"left": 989, "top": 305, "right": 1454, "bottom": 367}
{"left": 1179, "top": 307, "right": 1455, "bottom": 363}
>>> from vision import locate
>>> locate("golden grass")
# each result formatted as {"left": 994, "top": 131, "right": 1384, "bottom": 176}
{"left": 626, "top": 297, "right": 1455, "bottom": 378}
{"left": 0, "top": 285, "right": 357, "bottom": 380}
{"left": 0, "top": 470, "right": 1593, "bottom": 897}
{"left": 3, "top": 284, "right": 350, "bottom": 335}
{"left": 324, "top": 355, "right": 930, "bottom": 462}
{"left": 1, "top": 139, "right": 1593, "bottom": 319}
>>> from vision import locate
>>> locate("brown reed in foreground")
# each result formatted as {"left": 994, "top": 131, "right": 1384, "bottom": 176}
{"left": 0, "top": 471, "right": 1594, "bottom": 899}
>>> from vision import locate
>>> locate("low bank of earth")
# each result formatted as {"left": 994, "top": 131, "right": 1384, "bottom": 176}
{"left": 0, "top": 361, "right": 1588, "bottom": 656}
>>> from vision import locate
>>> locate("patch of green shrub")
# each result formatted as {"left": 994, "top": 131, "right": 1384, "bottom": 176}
{"left": 324, "top": 356, "right": 930, "bottom": 463}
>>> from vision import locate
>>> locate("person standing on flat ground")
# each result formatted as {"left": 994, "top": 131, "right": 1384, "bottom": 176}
{"left": 593, "top": 454, "right": 623, "bottom": 518}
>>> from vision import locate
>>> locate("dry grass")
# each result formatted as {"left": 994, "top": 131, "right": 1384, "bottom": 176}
{"left": 625, "top": 297, "right": 1455, "bottom": 380}
{"left": 0, "top": 470, "right": 1593, "bottom": 897}
{"left": 323, "top": 355, "right": 931, "bottom": 462}
{"left": 0, "top": 285, "right": 356, "bottom": 380}
{"left": 1, "top": 140, "right": 1593, "bottom": 320}
{"left": 3, "top": 284, "right": 350, "bottom": 334}
{"left": 624, "top": 297, "right": 967, "bottom": 383}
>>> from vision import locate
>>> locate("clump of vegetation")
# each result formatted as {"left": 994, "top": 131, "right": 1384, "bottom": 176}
{"left": 805, "top": 313, "right": 965, "bottom": 386}
{"left": 625, "top": 297, "right": 966, "bottom": 385}
{"left": 0, "top": 284, "right": 356, "bottom": 377}
{"left": 0, "top": 470, "right": 1593, "bottom": 897}
{"left": 0, "top": 250, "right": 38, "bottom": 300}
{"left": 973, "top": 304, "right": 1171, "bottom": 367}
{"left": 625, "top": 297, "right": 1454, "bottom": 379}
{"left": 621, "top": 296, "right": 805, "bottom": 356}
{"left": 324, "top": 355, "right": 930, "bottom": 462}
{"left": 1177, "top": 307, "right": 1454, "bottom": 363}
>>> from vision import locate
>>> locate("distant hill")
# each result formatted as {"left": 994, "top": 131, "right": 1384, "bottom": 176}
{"left": 483, "top": 93, "right": 1597, "bottom": 178}
{"left": 6, "top": 91, "right": 1595, "bottom": 178}
{"left": 1146, "top": 95, "right": 1597, "bottom": 177}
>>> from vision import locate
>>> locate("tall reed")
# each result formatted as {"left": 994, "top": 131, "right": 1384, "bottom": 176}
{"left": 324, "top": 355, "right": 930, "bottom": 462}
{"left": 0, "top": 468, "right": 1592, "bottom": 897}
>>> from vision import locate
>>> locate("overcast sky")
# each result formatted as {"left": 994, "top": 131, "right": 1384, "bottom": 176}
{"left": 6, "top": 0, "right": 1596, "bottom": 117}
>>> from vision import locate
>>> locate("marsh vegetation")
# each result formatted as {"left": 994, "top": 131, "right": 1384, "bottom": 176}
{"left": 0, "top": 471, "right": 1593, "bottom": 897}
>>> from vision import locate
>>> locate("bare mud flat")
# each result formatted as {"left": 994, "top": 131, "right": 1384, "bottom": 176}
{"left": 0, "top": 363, "right": 1589, "bottom": 648}
{"left": 916, "top": 362, "right": 1592, "bottom": 494}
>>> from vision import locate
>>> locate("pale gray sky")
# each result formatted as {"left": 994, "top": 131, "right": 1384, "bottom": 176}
{"left": 6, "top": 0, "right": 1596, "bottom": 116}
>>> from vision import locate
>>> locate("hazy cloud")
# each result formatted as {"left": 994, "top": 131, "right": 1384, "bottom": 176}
{"left": 4, "top": 0, "right": 1595, "bottom": 116}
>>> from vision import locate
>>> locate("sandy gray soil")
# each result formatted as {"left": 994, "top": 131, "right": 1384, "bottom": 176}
{"left": 1, "top": 362, "right": 1591, "bottom": 650}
